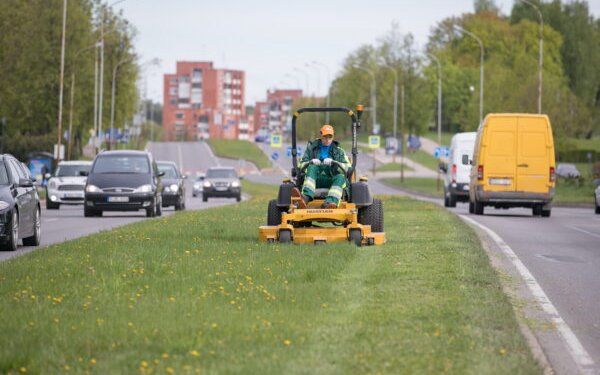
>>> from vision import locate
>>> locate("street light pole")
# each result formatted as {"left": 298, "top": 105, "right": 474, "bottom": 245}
{"left": 380, "top": 63, "right": 398, "bottom": 162}
{"left": 109, "top": 57, "right": 134, "bottom": 150}
{"left": 293, "top": 67, "right": 310, "bottom": 98}
{"left": 400, "top": 84, "right": 405, "bottom": 183}
{"left": 354, "top": 65, "right": 376, "bottom": 135}
{"left": 454, "top": 25, "right": 484, "bottom": 125}
{"left": 518, "top": 0, "right": 543, "bottom": 113}
{"left": 57, "top": 0, "right": 68, "bottom": 162}
{"left": 427, "top": 53, "right": 442, "bottom": 146}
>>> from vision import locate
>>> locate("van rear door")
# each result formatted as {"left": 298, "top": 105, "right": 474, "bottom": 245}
{"left": 483, "top": 116, "right": 517, "bottom": 192}
{"left": 516, "top": 116, "right": 550, "bottom": 193}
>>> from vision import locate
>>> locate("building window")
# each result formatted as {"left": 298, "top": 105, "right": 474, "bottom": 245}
{"left": 192, "top": 69, "right": 202, "bottom": 82}
{"left": 179, "top": 75, "right": 190, "bottom": 83}
{"left": 175, "top": 112, "right": 184, "bottom": 119}
{"left": 169, "top": 78, "right": 177, "bottom": 84}
{"left": 192, "top": 82, "right": 202, "bottom": 89}
{"left": 169, "top": 87, "right": 177, "bottom": 95}
{"left": 169, "top": 98, "right": 177, "bottom": 106}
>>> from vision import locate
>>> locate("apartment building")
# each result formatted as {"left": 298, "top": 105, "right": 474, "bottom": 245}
{"left": 163, "top": 61, "right": 246, "bottom": 141}
{"left": 253, "top": 89, "right": 302, "bottom": 135}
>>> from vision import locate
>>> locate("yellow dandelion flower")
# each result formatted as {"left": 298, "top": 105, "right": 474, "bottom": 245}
{"left": 189, "top": 350, "right": 200, "bottom": 357}
{"left": 128, "top": 322, "right": 134, "bottom": 327}
{"left": 140, "top": 361, "right": 149, "bottom": 368}
{"left": 90, "top": 358, "right": 97, "bottom": 365}
{"left": 211, "top": 323, "right": 218, "bottom": 328}
{"left": 64, "top": 365, "right": 71, "bottom": 371}
{"left": 169, "top": 296, "right": 176, "bottom": 302}
{"left": 18, "top": 367, "right": 27, "bottom": 373}
{"left": 283, "top": 339, "right": 292, "bottom": 346}
{"left": 162, "top": 353, "right": 169, "bottom": 359}
{"left": 165, "top": 367, "right": 175, "bottom": 374}
{"left": 500, "top": 348, "right": 508, "bottom": 355}
{"left": 434, "top": 329, "right": 441, "bottom": 337}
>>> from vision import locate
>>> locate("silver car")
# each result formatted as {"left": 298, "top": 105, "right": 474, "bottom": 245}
{"left": 192, "top": 174, "right": 205, "bottom": 197}
{"left": 46, "top": 161, "right": 92, "bottom": 209}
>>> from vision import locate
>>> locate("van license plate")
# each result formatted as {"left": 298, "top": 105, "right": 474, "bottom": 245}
{"left": 108, "top": 196, "right": 129, "bottom": 202}
{"left": 489, "top": 178, "right": 511, "bottom": 186}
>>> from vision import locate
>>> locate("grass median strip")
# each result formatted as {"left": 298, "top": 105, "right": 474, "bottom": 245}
{"left": 0, "top": 182, "right": 538, "bottom": 373}
{"left": 207, "top": 139, "right": 271, "bottom": 169}
{"left": 382, "top": 177, "right": 444, "bottom": 198}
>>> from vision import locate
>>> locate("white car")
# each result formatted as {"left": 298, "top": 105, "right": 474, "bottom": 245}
{"left": 442, "top": 132, "right": 477, "bottom": 207}
{"left": 595, "top": 180, "right": 600, "bottom": 215}
{"left": 46, "top": 161, "right": 92, "bottom": 209}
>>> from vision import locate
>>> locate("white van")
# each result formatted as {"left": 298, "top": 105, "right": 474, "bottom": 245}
{"left": 443, "top": 132, "right": 477, "bottom": 207}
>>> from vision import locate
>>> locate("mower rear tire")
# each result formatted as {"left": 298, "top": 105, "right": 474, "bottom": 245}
{"left": 267, "top": 199, "right": 283, "bottom": 226}
{"left": 358, "top": 199, "right": 384, "bottom": 233}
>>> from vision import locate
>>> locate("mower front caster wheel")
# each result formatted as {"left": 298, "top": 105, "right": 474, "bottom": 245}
{"left": 278, "top": 230, "right": 292, "bottom": 243}
{"left": 349, "top": 229, "right": 362, "bottom": 246}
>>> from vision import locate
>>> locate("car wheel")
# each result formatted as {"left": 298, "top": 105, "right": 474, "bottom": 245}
{"left": 541, "top": 208, "right": 551, "bottom": 218}
{"left": 448, "top": 193, "right": 457, "bottom": 208}
{"left": 595, "top": 198, "right": 600, "bottom": 214}
{"left": 468, "top": 200, "right": 474, "bottom": 214}
{"left": 146, "top": 207, "right": 155, "bottom": 217}
{"left": 236, "top": 194, "right": 241, "bottom": 202}
{"left": 443, "top": 192, "right": 449, "bottom": 207}
{"left": 23, "top": 207, "right": 41, "bottom": 246}
{"left": 532, "top": 204, "right": 542, "bottom": 216}
{"left": 474, "top": 199, "right": 484, "bottom": 215}
{"left": 202, "top": 195, "right": 208, "bottom": 202}
{"left": 0, "top": 210, "right": 19, "bottom": 251}
{"left": 46, "top": 199, "right": 59, "bottom": 210}
{"left": 84, "top": 206, "right": 95, "bottom": 217}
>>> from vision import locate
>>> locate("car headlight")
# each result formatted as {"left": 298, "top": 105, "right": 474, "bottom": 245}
{"left": 134, "top": 184, "right": 153, "bottom": 193}
{"left": 0, "top": 201, "right": 9, "bottom": 211}
{"left": 203, "top": 181, "right": 211, "bottom": 188}
{"left": 48, "top": 180, "right": 56, "bottom": 189}
{"left": 169, "top": 184, "right": 179, "bottom": 192}
{"left": 231, "top": 181, "right": 240, "bottom": 188}
{"left": 85, "top": 185, "right": 100, "bottom": 193}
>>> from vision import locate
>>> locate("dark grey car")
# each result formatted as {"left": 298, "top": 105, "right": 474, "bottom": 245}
{"left": 202, "top": 167, "right": 242, "bottom": 202}
{"left": 0, "top": 154, "right": 41, "bottom": 251}
{"left": 157, "top": 161, "right": 186, "bottom": 211}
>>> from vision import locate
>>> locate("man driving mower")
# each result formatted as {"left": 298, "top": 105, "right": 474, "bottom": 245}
{"left": 293, "top": 124, "right": 351, "bottom": 209}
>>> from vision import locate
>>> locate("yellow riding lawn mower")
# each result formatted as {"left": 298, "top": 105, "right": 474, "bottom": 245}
{"left": 258, "top": 106, "right": 385, "bottom": 246}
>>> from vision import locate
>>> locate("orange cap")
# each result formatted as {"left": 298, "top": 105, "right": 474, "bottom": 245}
{"left": 320, "top": 124, "right": 334, "bottom": 136}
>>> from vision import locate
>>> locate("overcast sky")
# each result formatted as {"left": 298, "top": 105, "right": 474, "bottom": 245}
{"left": 116, "top": 0, "right": 599, "bottom": 105}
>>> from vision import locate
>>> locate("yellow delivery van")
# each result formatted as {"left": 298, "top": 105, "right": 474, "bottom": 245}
{"left": 469, "top": 114, "right": 555, "bottom": 217}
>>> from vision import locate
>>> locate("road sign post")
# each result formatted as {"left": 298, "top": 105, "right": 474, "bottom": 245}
{"left": 368, "top": 135, "right": 380, "bottom": 176}
{"left": 270, "top": 134, "right": 282, "bottom": 148}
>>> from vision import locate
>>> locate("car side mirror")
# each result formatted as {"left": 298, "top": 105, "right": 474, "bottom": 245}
{"left": 79, "top": 171, "right": 89, "bottom": 177}
{"left": 19, "top": 178, "right": 34, "bottom": 188}
{"left": 157, "top": 171, "right": 165, "bottom": 177}
{"left": 45, "top": 173, "right": 51, "bottom": 179}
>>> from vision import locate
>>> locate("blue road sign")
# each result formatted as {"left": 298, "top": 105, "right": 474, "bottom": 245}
{"left": 434, "top": 146, "right": 449, "bottom": 158}
{"left": 286, "top": 146, "right": 303, "bottom": 157}
{"left": 271, "top": 152, "right": 279, "bottom": 161}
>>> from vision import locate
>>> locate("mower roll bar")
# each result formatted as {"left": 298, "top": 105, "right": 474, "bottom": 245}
{"left": 291, "top": 107, "right": 362, "bottom": 177}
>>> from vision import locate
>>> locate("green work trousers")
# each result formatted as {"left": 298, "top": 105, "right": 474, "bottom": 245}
{"left": 301, "top": 164, "right": 346, "bottom": 206}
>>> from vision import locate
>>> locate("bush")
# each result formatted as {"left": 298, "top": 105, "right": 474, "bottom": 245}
{"left": 5, "top": 131, "right": 54, "bottom": 160}
{"left": 556, "top": 149, "right": 600, "bottom": 163}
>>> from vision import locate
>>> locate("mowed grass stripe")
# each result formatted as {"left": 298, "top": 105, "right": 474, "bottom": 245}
{"left": 0, "top": 182, "right": 538, "bottom": 374}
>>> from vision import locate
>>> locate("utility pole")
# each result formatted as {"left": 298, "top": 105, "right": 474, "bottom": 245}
{"left": 518, "top": 0, "right": 543, "bottom": 113}
{"left": 56, "top": 0, "right": 67, "bottom": 163}
{"left": 400, "top": 84, "right": 405, "bottom": 183}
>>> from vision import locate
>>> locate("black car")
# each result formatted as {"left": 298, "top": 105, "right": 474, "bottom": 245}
{"left": 84, "top": 150, "right": 164, "bottom": 217}
{"left": 202, "top": 167, "right": 242, "bottom": 202}
{"left": 0, "top": 154, "right": 41, "bottom": 251}
{"left": 157, "top": 161, "right": 186, "bottom": 211}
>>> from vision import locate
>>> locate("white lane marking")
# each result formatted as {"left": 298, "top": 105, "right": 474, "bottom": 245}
{"left": 43, "top": 218, "right": 58, "bottom": 222}
{"left": 178, "top": 144, "right": 184, "bottom": 172}
{"left": 204, "top": 142, "right": 220, "bottom": 166}
{"left": 460, "top": 215, "right": 596, "bottom": 374}
{"left": 568, "top": 225, "right": 600, "bottom": 240}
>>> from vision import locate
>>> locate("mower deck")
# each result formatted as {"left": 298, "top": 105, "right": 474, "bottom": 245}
{"left": 258, "top": 202, "right": 386, "bottom": 245}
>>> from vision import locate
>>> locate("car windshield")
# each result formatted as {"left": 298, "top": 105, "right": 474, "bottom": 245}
{"left": 92, "top": 155, "right": 150, "bottom": 174}
{"left": 0, "top": 162, "right": 9, "bottom": 185}
{"left": 207, "top": 169, "right": 237, "bottom": 179}
{"left": 158, "top": 164, "right": 178, "bottom": 178}
{"left": 56, "top": 164, "right": 91, "bottom": 177}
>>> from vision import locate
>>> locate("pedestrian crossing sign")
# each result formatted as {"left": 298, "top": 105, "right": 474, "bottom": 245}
{"left": 270, "top": 134, "right": 283, "bottom": 148}
{"left": 368, "top": 135, "right": 380, "bottom": 149}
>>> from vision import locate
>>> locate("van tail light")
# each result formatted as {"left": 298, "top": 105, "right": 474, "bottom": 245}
{"left": 477, "top": 165, "right": 484, "bottom": 180}
{"left": 549, "top": 166, "right": 555, "bottom": 182}
{"left": 451, "top": 164, "right": 457, "bottom": 183}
